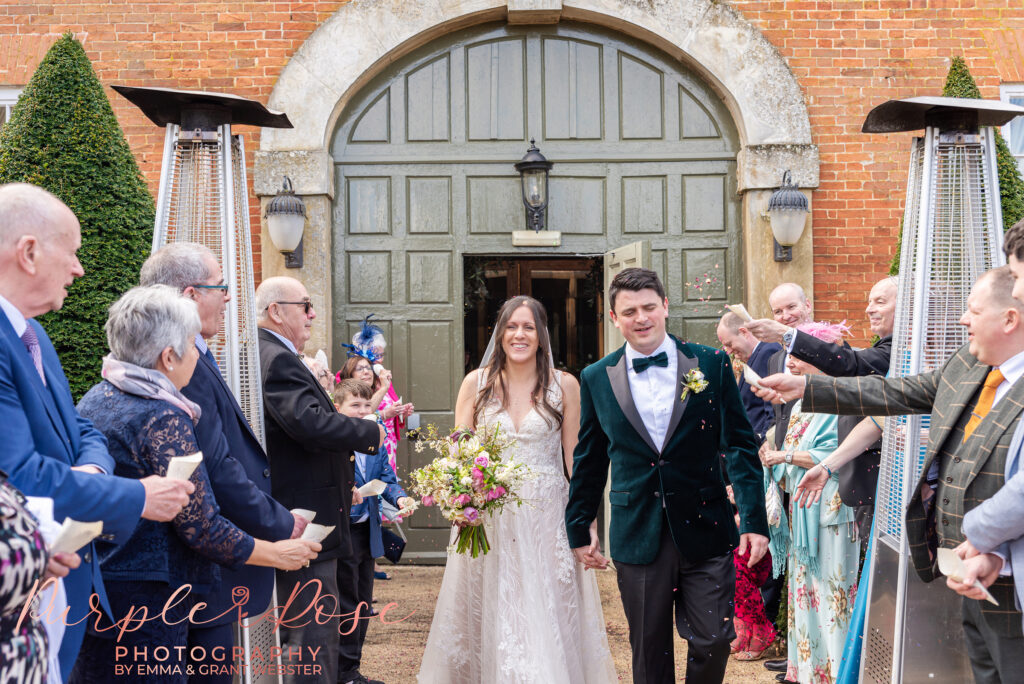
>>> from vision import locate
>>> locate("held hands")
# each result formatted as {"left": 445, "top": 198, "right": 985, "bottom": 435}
{"left": 140, "top": 475, "right": 195, "bottom": 521}
{"left": 290, "top": 512, "right": 310, "bottom": 539}
{"left": 750, "top": 373, "right": 807, "bottom": 404}
{"left": 738, "top": 533, "right": 769, "bottom": 568}
{"left": 572, "top": 520, "right": 609, "bottom": 570}
{"left": 794, "top": 464, "right": 829, "bottom": 508}
{"left": 744, "top": 319, "right": 790, "bottom": 344}
{"left": 270, "top": 539, "right": 321, "bottom": 571}
{"left": 946, "top": 540, "right": 1003, "bottom": 600}
{"left": 43, "top": 551, "right": 81, "bottom": 581}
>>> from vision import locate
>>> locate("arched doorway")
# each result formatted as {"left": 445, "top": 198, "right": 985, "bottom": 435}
{"left": 330, "top": 20, "right": 742, "bottom": 559}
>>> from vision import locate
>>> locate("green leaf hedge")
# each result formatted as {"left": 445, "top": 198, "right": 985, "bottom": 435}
{"left": 0, "top": 33, "right": 154, "bottom": 400}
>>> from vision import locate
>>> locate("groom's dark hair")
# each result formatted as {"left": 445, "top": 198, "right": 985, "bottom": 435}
{"left": 609, "top": 268, "right": 666, "bottom": 312}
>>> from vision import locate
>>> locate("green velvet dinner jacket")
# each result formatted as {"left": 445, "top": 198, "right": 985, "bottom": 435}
{"left": 565, "top": 335, "right": 768, "bottom": 566}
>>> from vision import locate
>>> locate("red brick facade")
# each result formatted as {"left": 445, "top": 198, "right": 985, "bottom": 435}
{"left": 3, "top": 1, "right": 1024, "bottom": 344}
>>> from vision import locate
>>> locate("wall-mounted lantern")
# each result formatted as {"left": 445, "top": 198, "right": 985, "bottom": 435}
{"left": 514, "top": 138, "right": 554, "bottom": 232}
{"left": 765, "top": 170, "right": 809, "bottom": 262}
{"left": 265, "top": 176, "right": 306, "bottom": 268}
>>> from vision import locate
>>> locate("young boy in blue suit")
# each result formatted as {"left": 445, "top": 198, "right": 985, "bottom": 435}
{"left": 335, "top": 379, "right": 414, "bottom": 684}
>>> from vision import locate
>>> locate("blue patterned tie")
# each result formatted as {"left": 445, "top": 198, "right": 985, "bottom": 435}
{"left": 632, "top": 351, "right": 668, "bottom": 373}
{"left": 20, "top": 324, "right": 46, "bottom": 386}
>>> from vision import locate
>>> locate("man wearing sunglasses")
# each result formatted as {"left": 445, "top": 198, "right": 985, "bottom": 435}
{"left": 140, "top": 243, "right": 303, "bottom": 683}
{"left": 256, "top": 275, "right": 385, "bottom": 684}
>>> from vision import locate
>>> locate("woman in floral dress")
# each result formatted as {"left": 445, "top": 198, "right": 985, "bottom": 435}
{"left": 762, "top": 322, "right": 859, "bottom": 684}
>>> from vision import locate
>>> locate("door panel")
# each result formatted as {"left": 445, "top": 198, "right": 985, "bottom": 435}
{"left": 331, "top": 21, "right": 741, "bottom": 561}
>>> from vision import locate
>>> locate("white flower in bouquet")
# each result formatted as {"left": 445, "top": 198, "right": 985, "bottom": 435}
{"left": 409, "top": 423, "right": 531, "bottom": 557}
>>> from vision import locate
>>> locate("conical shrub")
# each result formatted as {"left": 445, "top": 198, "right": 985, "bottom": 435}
{"left": 0, "top": 33, "right": 154, "bottom": 399}
{"left": 892, "top": 57, "right": 1024, "bottom": 273}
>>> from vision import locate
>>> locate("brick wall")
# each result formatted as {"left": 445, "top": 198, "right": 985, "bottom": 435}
{"left": 733, "top": 0, "right": 1024, "bottom": 342}
{"left": 2, "top": 1, "right": 1023, "bottom": 345}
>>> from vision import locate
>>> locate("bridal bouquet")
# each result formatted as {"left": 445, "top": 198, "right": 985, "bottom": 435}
{"left": 410, "top": 424, "right": 530, "bottom": 557}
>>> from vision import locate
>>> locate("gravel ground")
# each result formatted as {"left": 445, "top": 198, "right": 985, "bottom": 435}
{"left": 360, "top": 565, "right": 782, "bottom": 683}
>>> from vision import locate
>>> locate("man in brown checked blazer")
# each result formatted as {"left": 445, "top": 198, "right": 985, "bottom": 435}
{"left": 754, "top": 266, "right": 1024, "bottom": 683}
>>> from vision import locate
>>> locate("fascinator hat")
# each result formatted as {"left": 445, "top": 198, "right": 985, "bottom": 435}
{"left": 340, "top": 314, "right": 386, "bottom": 365}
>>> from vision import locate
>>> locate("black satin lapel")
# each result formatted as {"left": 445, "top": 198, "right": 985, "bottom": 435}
{"left": 606, "top": 355, "right": 659, "bottom": 455}
{"left": 664, "top": 350, "right": 697, "bottom": 448}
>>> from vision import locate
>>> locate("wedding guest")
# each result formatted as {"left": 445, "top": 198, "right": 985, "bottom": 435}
{"left": 334, "top": 379, "right": 414, "bottom": 684}
{"left": 748, "top": 277, "right": 897, "bottom": 548}
{"left": 72, "top": 286, "right": 320, "bottom": 684}
{"left": 0, "top": 182, "right": 193, "bottom": 679}
{"left": 139, "top": 243, "right": 302, "bottom": 683}
{"left": 762, "top": 322, "right": 867, "bottom": 684}
{"left": 257, "top": 277, "right": 384, "bottom": 684}
{"left": 717, "top": 312, "right": 780, "bottom": 660}
{"left": 760, "top": 282, "right": 815, "bottom": 674}
{"left": 343, "top": 317, "right": 415, "bottom": 473}
{"left": 717, "top": 311, "right": 781, "bottom": 442}
{"left": 0, "top": 475, "right": 80, "bottom": 684}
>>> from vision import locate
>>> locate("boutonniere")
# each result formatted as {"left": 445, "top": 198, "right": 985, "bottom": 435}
{"left": 681, "top": 368, "right": 709, "bottom": 401}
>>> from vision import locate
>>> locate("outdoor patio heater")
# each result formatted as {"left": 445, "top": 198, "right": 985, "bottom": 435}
{"left": 860, "top": 96, "right": 1024, "bottom": 684}
{"left": 114, "top": 85, "right": 293, "bottom": 684}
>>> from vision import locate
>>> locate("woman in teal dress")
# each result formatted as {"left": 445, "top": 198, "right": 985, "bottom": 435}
{"left": 762, "top": 322, "right": 860, "bottom": 684}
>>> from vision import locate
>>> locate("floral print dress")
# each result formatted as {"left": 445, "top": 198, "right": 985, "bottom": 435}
{"left": 769, "top": 406, "right": 859, "bottom": 684}
{"left": 0, "top": 475, "right": 49, "bottom": 684}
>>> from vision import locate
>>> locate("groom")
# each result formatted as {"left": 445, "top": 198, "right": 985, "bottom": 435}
{"left": 566, "top": 268, "right": 769, "bottom": 684}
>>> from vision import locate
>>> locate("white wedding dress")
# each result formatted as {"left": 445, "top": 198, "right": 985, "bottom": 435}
{"left": 417, "top": 372, "right": 617, "bottom": 684}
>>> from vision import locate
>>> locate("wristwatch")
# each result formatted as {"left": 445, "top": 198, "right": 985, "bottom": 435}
{"left": 782, "top": 326, "right": 797, "bottom": 350}
{"left": 784, "top": 449, "right": 795, "bottom": 464}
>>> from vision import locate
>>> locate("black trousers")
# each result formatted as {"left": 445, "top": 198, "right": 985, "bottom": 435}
{"left": 337, "top": 521, "right": 376, "bottom": 682}
{"left": 187, "top": 621, "right": 234, "bottom": 684}
{"left": 962, "top": 596, "right": 1024, "bottom": 684}
{"left": 615, "top": 522, "right": 736, "bottom": 684}
{"left": 276, "top": 557, "right": 340, "bottom": 684}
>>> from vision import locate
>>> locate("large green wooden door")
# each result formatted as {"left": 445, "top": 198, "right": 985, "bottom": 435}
{"left": 331, "top": 21, "right": 741, "bottom": 561}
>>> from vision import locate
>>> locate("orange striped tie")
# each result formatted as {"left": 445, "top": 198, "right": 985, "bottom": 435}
{"left": 964, "top": 368, "right": 1005, "bottom": 441}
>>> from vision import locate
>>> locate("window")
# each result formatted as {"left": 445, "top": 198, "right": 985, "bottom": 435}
{"left": 0, "top": 87, "right": 22, "bottom": 129}
{"left": 1001, "top": 84, "right": 1024, "bottom": 174}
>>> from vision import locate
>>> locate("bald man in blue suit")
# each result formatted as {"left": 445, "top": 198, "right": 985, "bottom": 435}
{"left": 0, "top": 183, "right": 192, "bottom": 680}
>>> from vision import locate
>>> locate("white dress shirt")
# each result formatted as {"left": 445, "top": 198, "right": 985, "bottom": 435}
{"left": 993, "top": 348, "right": 1024, "bottom": 407}
{"left": 263, "top": 328, "right": 298, "bottom": 354}
{"left": 0, "top": 293, "right": 27, "bottom": 336}
{"left": 624, "top": 334, "right": 678, "bottom": 451}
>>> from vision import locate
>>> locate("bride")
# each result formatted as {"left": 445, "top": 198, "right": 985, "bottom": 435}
{"left": 417, "top": 296, "right": 617, "bottom": 683}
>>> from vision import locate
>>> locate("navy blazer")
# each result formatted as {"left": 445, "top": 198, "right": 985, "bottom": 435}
{"left": 737, "top": 341, "right": 782, "bottom": 442}
{"left": 0, "top": 315, "right": 145, "bottom": 679}
{"left": 183, "top": 349, "right": 294, "bottom": 624}
{"left": 351, "top": 447, "right": 407, "bottom": 559}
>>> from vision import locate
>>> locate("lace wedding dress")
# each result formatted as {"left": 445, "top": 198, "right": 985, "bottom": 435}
{"left": 417, "top": 372, "right": 617, "bottom": 683}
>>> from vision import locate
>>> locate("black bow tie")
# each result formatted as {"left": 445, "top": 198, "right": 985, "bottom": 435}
{"left": 632, "top": 351, "right": 668, "bottom": 373}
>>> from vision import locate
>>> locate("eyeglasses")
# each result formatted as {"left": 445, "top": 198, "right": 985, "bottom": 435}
{"left": 191, "top": 284, "right": 229, "bottom": 293}
{"left": 272, "top": 300, "right": 313, "bottom": 314}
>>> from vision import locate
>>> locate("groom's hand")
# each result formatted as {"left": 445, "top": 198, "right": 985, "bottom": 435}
{"left": 573, "top": 546, "right": 609, "bottom": 570}
{"left": 738, "top": 533, "right": 769, "bottom": 568}
{"left": 750, "top": 373, "right": 806, "bottom": 404}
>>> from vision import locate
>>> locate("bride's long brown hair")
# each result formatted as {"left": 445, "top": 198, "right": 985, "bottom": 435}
{"left": 474, "top": 296, "right": 563, "bottom": 429}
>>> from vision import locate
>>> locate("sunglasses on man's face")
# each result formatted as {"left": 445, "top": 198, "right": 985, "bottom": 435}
{"left": 273, "top": 300, "right": 313, "bottom": 314}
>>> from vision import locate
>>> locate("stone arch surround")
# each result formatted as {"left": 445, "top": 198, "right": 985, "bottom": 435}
{"left": 254, "top": 0, "right": 820, "bottom": 352}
